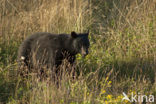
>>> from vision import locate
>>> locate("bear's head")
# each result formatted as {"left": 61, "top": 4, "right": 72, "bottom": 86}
{"left": 71, "top": 31, "right": 90, "bottom": 57}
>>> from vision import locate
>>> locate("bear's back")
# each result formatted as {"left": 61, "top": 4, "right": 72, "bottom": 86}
{"left": 18, "top": 32, "right": 54, "bottom": 60}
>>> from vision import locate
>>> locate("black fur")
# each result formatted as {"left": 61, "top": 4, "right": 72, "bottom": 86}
{"left": 18, "top": 31, "right": 90, "bottom": 70}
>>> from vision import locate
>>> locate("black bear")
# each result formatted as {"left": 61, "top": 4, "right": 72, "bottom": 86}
{"left": 18, "top": 31, "right": 90, "bottom": 72}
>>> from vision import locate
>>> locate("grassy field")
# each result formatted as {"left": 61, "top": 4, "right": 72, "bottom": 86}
{"left": 0, "top": 0, "right": 156, "bottom": 103}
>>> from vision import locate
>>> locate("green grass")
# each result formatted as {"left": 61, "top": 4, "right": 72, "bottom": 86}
{"left": 0, "top": 0, "right": 156, "bottom": 103}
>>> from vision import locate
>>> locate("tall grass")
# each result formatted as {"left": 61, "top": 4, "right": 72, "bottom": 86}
{"left": 0, "top": 0, "right": 156, "bottom": 103}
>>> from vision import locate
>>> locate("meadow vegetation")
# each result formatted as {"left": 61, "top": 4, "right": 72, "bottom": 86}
{"left": 0, "top": 0, "right": 156, "bottom": 103}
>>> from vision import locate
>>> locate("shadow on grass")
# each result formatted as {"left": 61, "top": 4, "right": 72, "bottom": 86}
{"left": 111, "top": 57, "right": 156, "bottom": 83}
{"left": 82, "top": 57, "right": 156, "bottom": 84}
{"left": 0, "top": 69, "right": 27, "bottom": 103}
{"left": 0, "top": 71, "right": 17, "bottom": 103}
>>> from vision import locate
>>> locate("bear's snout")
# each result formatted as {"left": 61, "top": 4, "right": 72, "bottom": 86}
{"left": 81, "top": 46, "right": 88, "bottom": 57}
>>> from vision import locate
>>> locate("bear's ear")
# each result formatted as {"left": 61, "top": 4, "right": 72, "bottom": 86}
{"left": 87, "top": 30, "right": 89, "bottom": 34}
{"left": 86, "top": 30, "right": 89, "bottom": 36}
{"left": 71, "top": 31, "right": 78, "bottom": 38}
